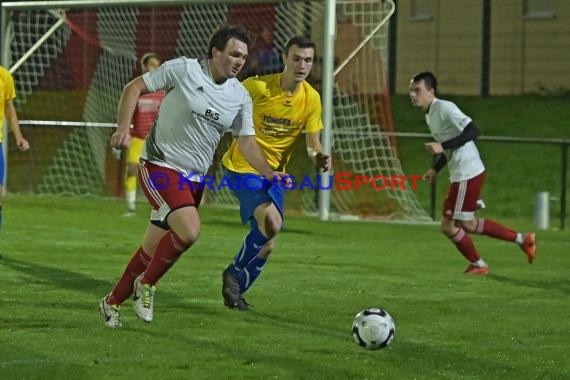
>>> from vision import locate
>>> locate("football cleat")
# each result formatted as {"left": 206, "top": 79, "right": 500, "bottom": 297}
{"left": 464, "top": 264, "right": 489, "bottom": 275}
{"left": 222, "top": 268, "right": 242, "bottom": 310}
{"left": 235, "top": 297, "right": 252, "bottom": 311}
{"left": 99, "top": 296, "right": 122, "bottom": 328}
{"left": 520, "top": 232, "right": 536, "bottom": 264}
{"left": 133, "top": 275, "right": 155, "bottom": 322}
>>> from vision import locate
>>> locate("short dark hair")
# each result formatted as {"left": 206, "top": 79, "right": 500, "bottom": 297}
{"left": 412, "top": 71, "right": 437, "bottom": 93}
{"left": 283, "top": 35, "right": 316, "bottom": 56}
{"left": 207, "top": 24, "right": 254, "bottom": 58}
{"left": 140, "top": 52, "right": 159, "bottom": 67}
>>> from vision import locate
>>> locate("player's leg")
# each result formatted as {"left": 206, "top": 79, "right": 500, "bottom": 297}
{"left": 239, "top": 204, "right": 281, "bottom": 292}
{"left": 132, "top": 161, "right": 202, "bottom": 321}
{"left": 461, "top": 218, "right": 535, "bottom": 263}
{"left": 124, "top": 136, "right": 144, "bottom": 215}
{"left": 140, "top": 206, "right": 199, "bottom": 286}
{"left": 222, "top": 171, "right": 284, "bottom": 309}
{"left": 441, "top": 177, "right": 488, "bottom": 274}
{"left": 458, "top": 172, "right": 535, "bottom": 263}
{"left": 106, "top": 222, "right": 166, "bottom": 305}
{"left": 99, "top": 222, "right": 166, "bottom": 328}
{"left": 223, "top": 203, "right": 280, "bottom": 310}
{"left": 132, "top": 206, "right": 199, "bottom": 322}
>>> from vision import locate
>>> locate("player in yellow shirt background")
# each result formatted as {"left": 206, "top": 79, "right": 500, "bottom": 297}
{"left": 0, "top": 65, "right": 30, "bottom": 234}
{"left": 221, "top": 36, "right": 332, "bottom": 310}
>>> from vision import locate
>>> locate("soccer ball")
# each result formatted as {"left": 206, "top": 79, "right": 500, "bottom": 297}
{"left": 352, "top": 308, "right": 395, "bottom": 350}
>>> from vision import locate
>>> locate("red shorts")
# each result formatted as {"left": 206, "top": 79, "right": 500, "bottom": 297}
{"left": 138, "top": 160, "right": 203, "bottom": 223}
{"left": 442, "top": 172, "right": 485, "bottom": 221}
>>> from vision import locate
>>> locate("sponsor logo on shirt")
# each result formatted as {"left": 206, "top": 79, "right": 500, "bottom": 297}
{"left": 205, "top": 108, "right": 220, "bottom": 121}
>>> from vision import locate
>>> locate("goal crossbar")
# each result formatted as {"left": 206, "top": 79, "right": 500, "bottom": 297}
{"left": 1, "top": 0, "right": 293, "bottom": 11}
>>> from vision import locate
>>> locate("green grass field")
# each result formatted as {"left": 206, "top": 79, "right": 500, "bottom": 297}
{"left": 1, "top": 194, "right": 569, "bottom": 379}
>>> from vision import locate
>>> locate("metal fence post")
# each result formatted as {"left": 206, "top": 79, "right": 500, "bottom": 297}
{"left": 535, "top": 192, "right": 550, "bottom": 230}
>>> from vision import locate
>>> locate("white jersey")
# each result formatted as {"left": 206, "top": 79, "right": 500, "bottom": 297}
{"left": 426, "top": 98, "right": 485, "bottom": 182}
{"left": 141, "top": 57, "right": 254, "bottom": 181}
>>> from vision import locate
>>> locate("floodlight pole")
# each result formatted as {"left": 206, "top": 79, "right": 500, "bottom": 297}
{"left": 318, "top": 0, "right": 336, "bottom": 221}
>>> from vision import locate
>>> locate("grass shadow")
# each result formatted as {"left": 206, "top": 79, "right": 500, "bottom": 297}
{"left": 488, "top": 273, "right": 570, "bottom": 295}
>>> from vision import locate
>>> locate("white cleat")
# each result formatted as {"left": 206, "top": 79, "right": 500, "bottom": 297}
{"left": 133, "top": 275, "right": 155, "bottom": 322}
{"left": 98, "top": 297, "right": 122, "bottom": 328}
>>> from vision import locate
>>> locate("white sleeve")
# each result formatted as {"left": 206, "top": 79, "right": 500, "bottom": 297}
{"left": 232, "top": 90, "right": 255, "bottom": 137}
{"left": 142, "top": 57, "right": 187, "bottom": 92}
{"left": 447, "top": 103, "right": 472, "bottom": 131}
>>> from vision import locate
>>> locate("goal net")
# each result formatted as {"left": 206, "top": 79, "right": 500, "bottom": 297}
{"left": 2, "top": 0, "right": 430, "bottom": 221}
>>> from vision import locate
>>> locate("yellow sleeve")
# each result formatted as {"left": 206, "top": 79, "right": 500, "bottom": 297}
{"left": 242, "top": 76, "right": 262, "bottom": 101}
{"left": 1, "top": 66, "right": 16, "bottom": 101}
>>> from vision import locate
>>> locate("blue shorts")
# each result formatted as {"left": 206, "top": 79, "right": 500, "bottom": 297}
{"left": 224, "top": 169, "right": 284, "bottom": 227}
{"left": 0, "top": 143, "right": 4, "bottom": 186}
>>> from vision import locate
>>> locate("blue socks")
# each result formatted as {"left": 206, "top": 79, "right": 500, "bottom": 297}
{"left": 229, "top": 227, "right": 268, "bottom": 271}
{"left": 228, "top": 226, "right": 269, "bottom": 294}
{"left": 238, "top": 256, "right": 267, "bottom": 294}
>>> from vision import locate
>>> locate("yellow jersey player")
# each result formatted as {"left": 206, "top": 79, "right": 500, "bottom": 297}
{"left": 221, "top": 36, "right": 332, "bottom": 310}
{"left": 0, "top": 65, "right": 30, "bottom": 233}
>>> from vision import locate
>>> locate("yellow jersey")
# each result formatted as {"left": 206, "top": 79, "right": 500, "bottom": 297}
{"left": 0, "top": 66, "right": 17, "bottom": 143}
{"left": 223, "top": 73, "right": 323, "bottom": 173}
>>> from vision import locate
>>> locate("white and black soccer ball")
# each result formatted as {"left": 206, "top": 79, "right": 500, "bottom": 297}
{"left": 352, "top": 308, "right": 395, "bottom": 350}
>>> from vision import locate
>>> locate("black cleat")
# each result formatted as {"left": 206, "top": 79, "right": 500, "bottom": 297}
{"left": 235, "top": 297, "right": 252, "bottom": 311}
{"left": 222, "top": 268, "right": 241, "bottom": 309}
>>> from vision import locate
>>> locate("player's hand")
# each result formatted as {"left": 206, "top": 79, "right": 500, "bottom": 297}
{"left": 424, "top": 142, "right": 443, "bottom": 154}
{"left": 110, "top": 131, "right": 131, "bottom": 149}
{"left": 16, "top": 137, "right": 30, "bottom": 151}
{"left": 423, "top": 169, "right": 437, "bottom": 184}
{"left": 315, "top": 152, "right": 332, "bottom": 172}
{"left": 267, "top": 171, "right": 293, "bottom": 188}
{"left": 111, "top": 147, "right": 122, "bottom": 160}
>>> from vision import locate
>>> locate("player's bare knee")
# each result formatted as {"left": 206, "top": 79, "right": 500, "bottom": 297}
{"left": 460, "top": 219, "right": 477, "bottom": 233}
{"left": 262, "top": 214, "right": 282, "bottom": 238}
{"left": 178, "top": 227, "right": 200, "bottom": 246}
{"left": 440, "top": 219, "right": 457, "bottom": 237}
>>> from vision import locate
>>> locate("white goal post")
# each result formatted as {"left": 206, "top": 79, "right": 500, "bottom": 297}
{"left": 1, "top": 0, "right": 430, "bottom": 222}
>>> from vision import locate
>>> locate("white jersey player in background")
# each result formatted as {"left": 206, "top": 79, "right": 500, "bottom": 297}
{"left": 99, "top": 24, "right": 286, "bottom": 328}
{"left": 410, "top": 71, "right": 536, "bottom": 275}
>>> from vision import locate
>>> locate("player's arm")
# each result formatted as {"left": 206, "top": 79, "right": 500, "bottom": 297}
{"left": 4, "top": 100, "right": 30, "bottom": 151}
{"left": 425, "top": 122, "right": 479, "bottom": 154}
{"left": 237, "top": 136, "right": 285, "bottom": 182}
{"left": 442, "top": 122, "right": 479, "bottom": 149}
{"left": 111, "top": 77, "right": 149, "bottom": 149}
{"left": 306, "top": 131, "right": 331, "bottom": 172}
{"left": 423, "top": 154, "right": 447, "bottom": 184}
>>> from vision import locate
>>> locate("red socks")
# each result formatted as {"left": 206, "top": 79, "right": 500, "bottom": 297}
{"left": 450, "top": 229, "right": 481, "bottom": 262}
{"left": 141, "top": 231, "right": 191, "bottom": 286}
{"left": 107, "top": 247, "right": 151, "bottom": 305}
{"left": 476, "top": 219, "right": 517, "bottom": 241}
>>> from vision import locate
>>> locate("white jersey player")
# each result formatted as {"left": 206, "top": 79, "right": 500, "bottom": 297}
{"left": 410, "top": 71, "right": 535, "bottom": 275}
{"left": 99, "top": 25, "right": 286, "bottom": 328}
{"left": 142, "top": 57, "right": 254, "bottom": 180}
